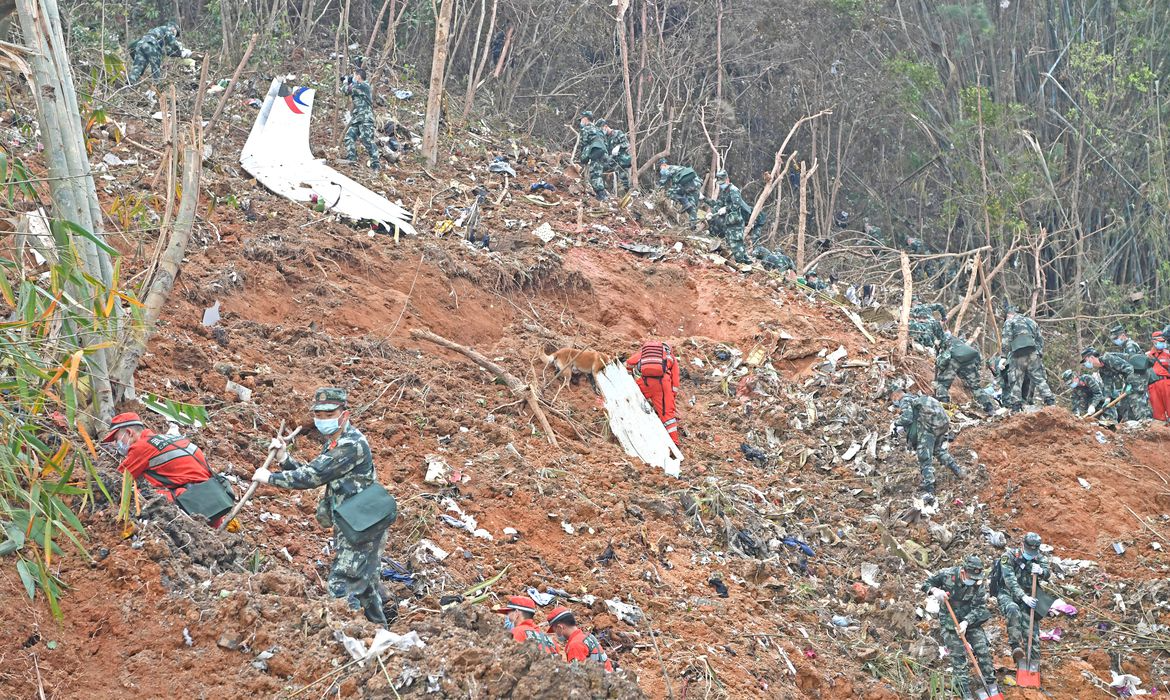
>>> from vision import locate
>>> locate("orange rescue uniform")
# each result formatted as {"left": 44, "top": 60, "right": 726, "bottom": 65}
{"left": 118, "top": 429, "right": 213, "bottom": 501}
{"left": 627, "top": 342, "right": 682, "bottom": 444}
{"left": 564, "top": 628, "right": 614, "bottom": 672}
{"left": 510, "top": 619, "right": 560, "bottom": 655}
{"left": 1149, "top": 345, "right": 1170, "bottom": 421}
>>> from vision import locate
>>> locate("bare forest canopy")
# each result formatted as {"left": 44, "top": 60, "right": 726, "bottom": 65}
{"left": 55, "top": 0, "right": 1170, "bottom": 338}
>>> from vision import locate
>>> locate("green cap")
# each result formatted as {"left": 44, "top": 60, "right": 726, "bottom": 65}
{"left": 1023, "top": 532, "right": 1042, "bottom": 551}
{"left": 1108, "top": 323, "right": 1125, "bottom": 338}
{"left": 1061, "top": 369, "right": 1073, "bottom": 381}
{"left": 595, "top": 118, "right": 608, "bottom": 127}
{"left": 312, "top": 387, "right": 348, "bottom": 411}
{"left": 580, "top": 110, "right": 593, "bottom": 119}
{"left": 962, "top": 554, "right": 986, "bottom": 579}
{"left": 715, "top": 169, "right": 728, "bottom": 179}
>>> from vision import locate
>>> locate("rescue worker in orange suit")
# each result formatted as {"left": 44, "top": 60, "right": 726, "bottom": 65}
{"left": 1149, "top": 331, "right": 1170, "bottom": 422}
{"left": 102, "top": 412, "right": 218, "bottom": 522}
{"left": 492, "top": 595, "right": 559, "bottom": 655}
{"left": 547, "top": 606, "right": 614, "bottom": 672}
{"left": 626, "top": 341, "right": 681, "bottom": 444}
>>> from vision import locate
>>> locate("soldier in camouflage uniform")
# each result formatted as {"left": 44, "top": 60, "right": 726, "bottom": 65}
{"left": 1000, "top": 306, "right": 1055, "bottom": 410}
{"left": 934, "top": 334, "right": 995, "bottom": 413}
{"left": 577, "top": 112, "right": 612, "bottom": 201}
{"left": 752, "top": 245, "right": 794, "bottom": 274}
{"left": 1109, "top": 324, "right": 1152, "bottom": 420}
{"left": 702, "top": 170, "right": 752, "bottom": 264}
{"left": 127, "top": 21, "right": 191, "bottom": 83}
{"left": 797, "top": 269, "right": 829, "bottom": 291}
{"left": 656, "top": 157, "right": 700, "bottom": 226}
{"left": 1063, "top": 369, "right": 1106, "bottom": 417}
{"left": 599, "top": 120, "right": 632, "bottom": 193}
{"left": 923, "top": 556, "right": 998, "bottom": 700}
{"left": 892, "top": 389, "right": 963, "bottom": 495}
{"left": 908, "top": 300, "right": 946, "bottom": 353}
{"left": 1082, "top": 346, "right": 1134, "bottom": 422}
{"left": 995, "top": 532, "right": 1050, "bottom": 664}
{"left": 253, "top": 388, "right": 392, "bottom": 624}
{"left": 342, "top": 68, "right": 380, "bottom": 170}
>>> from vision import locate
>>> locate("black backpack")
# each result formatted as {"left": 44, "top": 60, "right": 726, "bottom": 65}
{"left": 988, "top": 558, "right": 1005, "bottom": 597}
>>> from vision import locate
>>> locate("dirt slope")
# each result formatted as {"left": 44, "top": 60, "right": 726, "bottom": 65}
{"left": 2, "top": 75, "right": 1169, "bottom": 700}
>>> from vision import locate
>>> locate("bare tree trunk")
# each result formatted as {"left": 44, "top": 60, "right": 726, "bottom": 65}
{"left": 708, "top": 0, "right": 723, "bottom": 199}
{"left": 461, "top": 0, "right": 489, "bottom": 120}
{"left": 1030, "top": 226, "right": 1047, "bottom": 316}
{"left": 422, "top": 0, "right": 454, "bottom": 166}
{"left": 411, "top": 329, "right": 558, "bottom": 447}
{"left": 796, "top": 159, "right": 812, "bottom": 272}
{"left": 616, "top": 0, "right": 638, "bottom": 174}
{"left": 949, "top": 250, "right": 981, "bottom": 330}
{"left": 207, "top": 33, "right": 257, "bottom": 133}
{"left": 745, "top": 110, "right": 831, "bottom": 234}
{"left": 114, "top": 138, "right": 203, "bottom": 391}
{"left": 16, "top": 0, "right": 117, "bottom": 424}
{"left": 491, "top": 24, "right": 513, "bottom": 78}
{"left": 897, "top": 252, "right": 913, "bottom": 361}
{"left": 363, "top": 0, "right": 395, "bottom": 69}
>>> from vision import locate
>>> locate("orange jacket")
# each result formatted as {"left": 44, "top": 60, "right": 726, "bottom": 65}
{"left": 118, "top": 430, "right": 212, "bottom": 501}
{"left": 564, "top": 628, "right": 614, "bottom": 672}
{"left": 510, "top": 619, "right": 559, "bottom": 655}
{"left": 1150, "top": 348, "right": 1170, "bottom": 379}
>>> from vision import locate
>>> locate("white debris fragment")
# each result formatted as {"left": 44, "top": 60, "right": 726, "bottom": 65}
{"left": 533, "top": 222, "right": 556, "bottom": 243}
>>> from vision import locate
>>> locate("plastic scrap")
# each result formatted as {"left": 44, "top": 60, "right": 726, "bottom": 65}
{"left": 1039, "top": 628, "right": 1063, "bottom": 642}
{"left": 488, "top": 158, "right": 516, "bottom": 177}
{"left": 605, "top": 599, "right": 644, "bottom": 626}
{"left": 1049, "top": 599, "right": 1078, "bottom": 616}
{"left": 1109, "top": 671, "right": 1149, "bottom": 696}
{"left": 533, "top": 222, "right": 556, "bottom": 243}
{"left": 202, "top": 300, "right": 221, "bottom": 326}
{"left": 1113, "top": 542, "right": 1126, "bottom": 555}
{"left": 393, "top": 89, "right": 413, "bottom": 100}
{"left": 526, "top": 587, "right": 555, "bottom": 606}
{"left": 782, "top": 537, "right": 816, "bottom": 557}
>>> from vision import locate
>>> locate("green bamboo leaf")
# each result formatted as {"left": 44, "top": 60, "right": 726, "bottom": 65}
{"left": 140, "top": 392, "right": 209, "bottom": 427}
{"left": 51, "top": 220, "right": 118, "bottom": 257}
{"left": 16, "top": 559, "right": 36, "bottom": 599}
{"left": 0, "top": 149, "right": 7, "bottom": 184}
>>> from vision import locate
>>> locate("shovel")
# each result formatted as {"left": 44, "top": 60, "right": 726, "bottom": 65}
{"left": 1085, "top": 392, "right": 1126, "bottom": 420}
{"left": 1017, "top": 573, "right": 1042, "bottom": 687}
{"left": 216, "top": 421, "right": 302, "bottom": 530}
{"left": 944, "top": 599, "right": 1003, "bottom": 700}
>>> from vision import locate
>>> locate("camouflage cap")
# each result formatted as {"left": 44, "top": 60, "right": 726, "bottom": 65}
{"left": 595, "top": 118, "right": 608, "bottom": 127}
{"left": 1023, "top": 532, "right": 1042, "bottom": 551}
{"left": 657, "top": 156, "right": 669, "bottom": 164}
{"left": 580, "top": 110, "right": 594, "bottom": 119}
{"left": 311, "top": 387, "right": 348, "bottom": 411}
{"left": 1108, "top": 323, "right": 1126, "bottom": 337}
{"left": 1061, "top": 369, "right": 1074, "bottom": 381}
{"left": 1081, "top": 346, "right": 1099, "bottom": 358}
{"left": 715, "top": 169, "right": 728, "bottom": 179}
{"left": 961, "top": 554, "right": 986, "bottom": 579}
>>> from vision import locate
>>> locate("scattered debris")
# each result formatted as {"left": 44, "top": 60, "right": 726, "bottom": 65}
{"left": 532, "top": 222, "right": 556, "bottom": 243}
{"left": 202, "top": 300, "right": 221, "bottom": 326}
{"left": 605, "top": 599, "right": 644, "bottom": 626}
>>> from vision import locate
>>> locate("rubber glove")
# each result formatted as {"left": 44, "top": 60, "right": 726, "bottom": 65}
{"left": 1022, "top": 595, "right": 1037, "bottom": 608}
{"left": 252, "top": 466, "right": 272, "bottom": 484}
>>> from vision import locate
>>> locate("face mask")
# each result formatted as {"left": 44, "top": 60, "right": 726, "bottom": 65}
{"left": 315, "top": 417, "right": 341, "bottom": 435}
{"left": 1113, "top": 338, "right": 1125, "bottom": 346}
{"left": 719, "top": 181, "right": 729, "bottom": 190}
{"left": 1068, "top": 380, "right": 1078, "bottom": 389}
{"left": 503, "top": 617, "right": 515, "bottom": 631}
{"left": 1157, "top": 342, "right": 1167, "bottom": 350}
{"left": 961, "top": 575, "right": 976, "bottom": 586}
{"left": 1022, "top": 550, "right": 1035, "bottom": 561}
{"left": 1084, "top": 360, "right": 1093, "bottom": 369}
{"left": 557, "top": 633, "right": 567, "bottom": 642}
{"left": 115, "top": 438, "right": 131, "bottom": 456}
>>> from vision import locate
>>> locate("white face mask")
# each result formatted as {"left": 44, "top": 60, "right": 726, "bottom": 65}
{"left": 115, "top": 438, "right": 131, "bottom": 456}
{"left": 1113, "top": 337, "right": 1125, "bottom": 346}
{"left": 315, "top": 417, "right": 341, "bottom": 435}
{"left": 1084, "top": 360, "right": 1094, "bottom": 369}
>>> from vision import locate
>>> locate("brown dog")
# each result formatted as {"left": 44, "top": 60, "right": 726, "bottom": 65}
{"left": 543, "top": 348, "right": 612, "bottom": 392}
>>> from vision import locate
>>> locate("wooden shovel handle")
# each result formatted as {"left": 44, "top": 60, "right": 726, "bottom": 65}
{"left": 216, "top": 422, "right": 301, "bottom": 530}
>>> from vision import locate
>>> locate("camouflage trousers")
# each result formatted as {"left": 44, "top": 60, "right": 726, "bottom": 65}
{"left": 1122, "top": 376, "right": 1152, "bottom": 421}
{"left": 667, "top": 185, "right": 699, "bottom": 222}
{"left": 128, "top": 44, "right": 163, "bottom": 83}
{"left": 934, "top": 362, "right": 995, "bottom": 411}
{"left": 329, "top": 525, "right": 389, "bottom": 624}
{"left": 940, "top": 622, "right": 994, "bottom": 695}
{"left": 1005, "top": 351, "right": 1054, "bottom": 406}
{"left": 909, "top": 320, "right": 939, "bottom": 352}
{"left": 586, "top": 152, "right": 629, "bottom": 198}
{"left": 915, "top": 430, "right": 960, "bottom": 493}
{"left": 344, "top": 120, "right": 379, "bottom": 165}
{"left": 997, "top": 592, "right": 1041, "bottom": 661}
{"left": 710, "top": 219, "right": 749, "bottom": 263}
